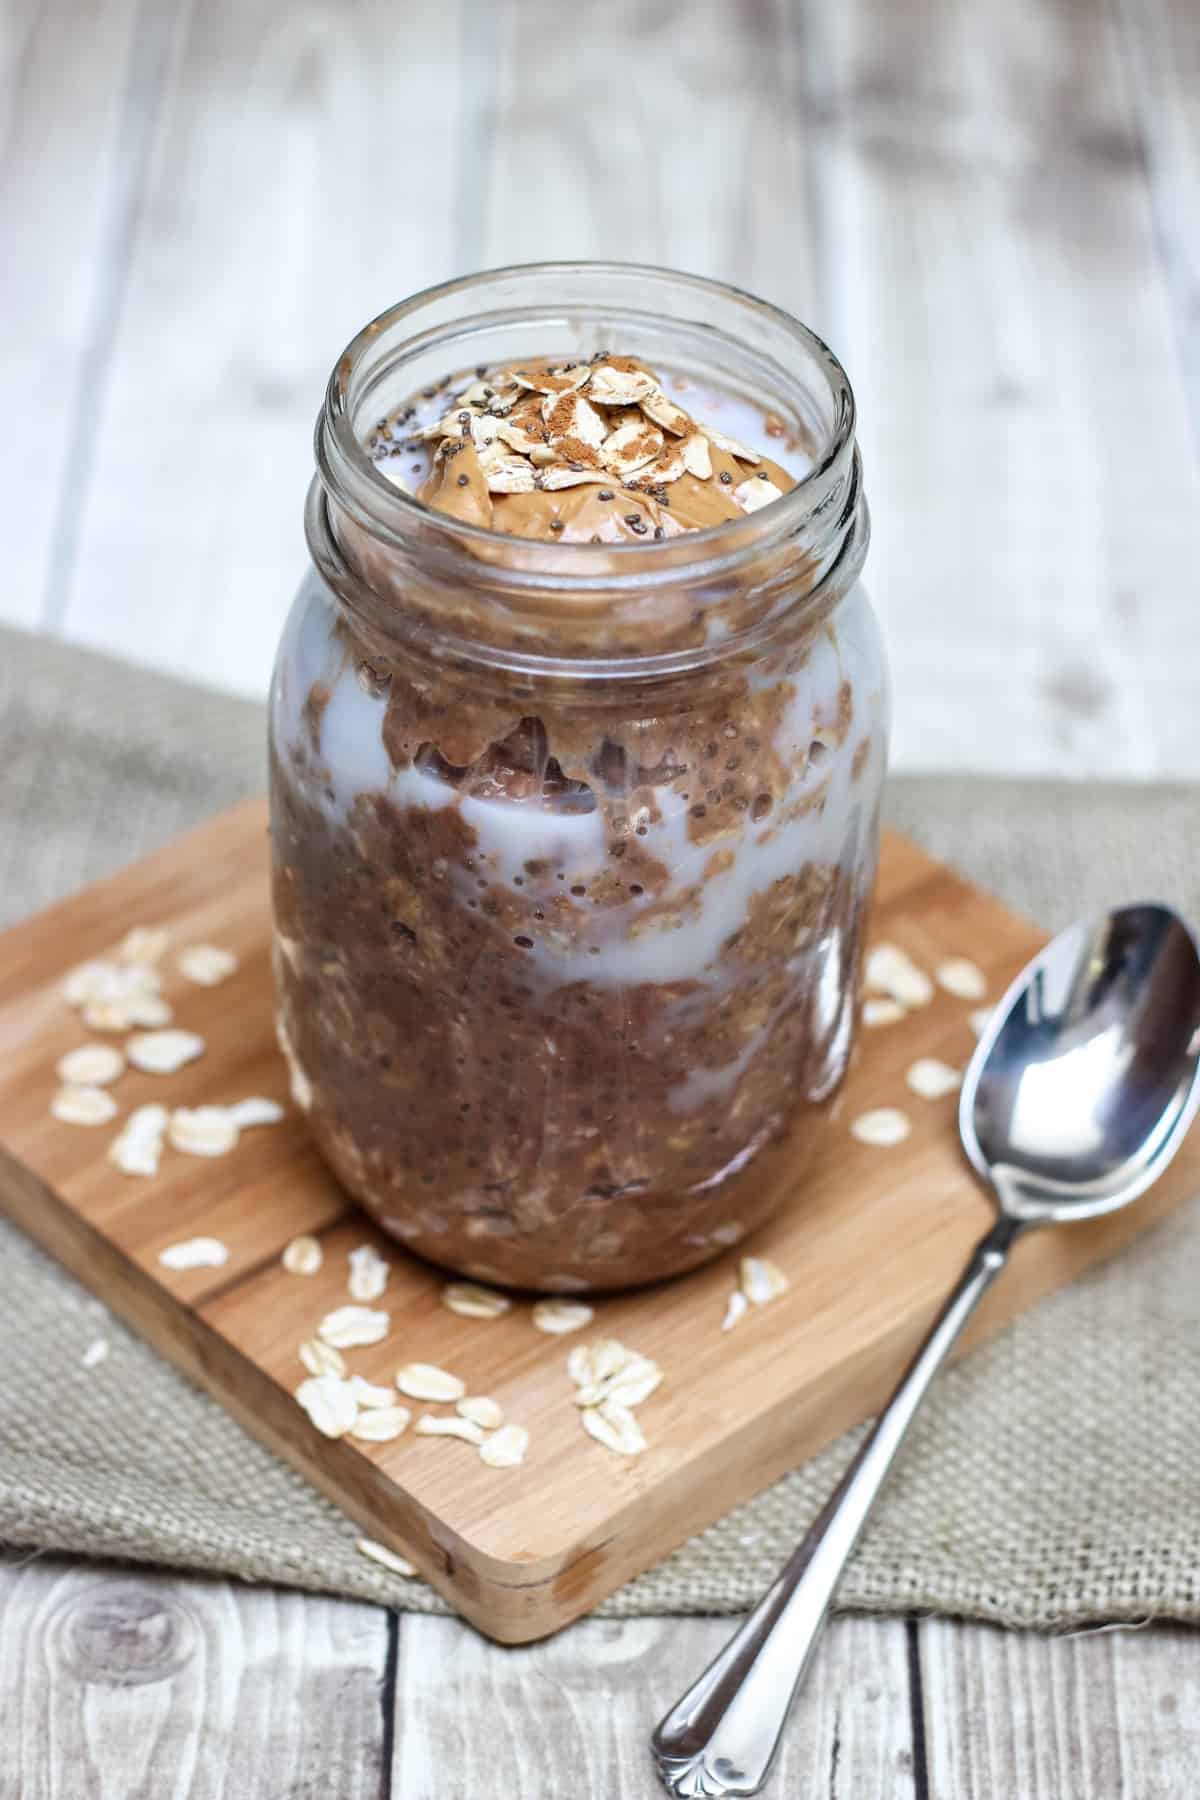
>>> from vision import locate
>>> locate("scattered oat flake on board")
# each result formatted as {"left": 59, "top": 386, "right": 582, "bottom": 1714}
{"left": 296, "top": 1375, "right": 358, "bottom": 1438}
{"left": 532, "top": 1298, "right": 595, "bottom": 1335}
{"left": 350, "top": 1405, "right": 411, "bottom": 1443}
{"left": 81, "top": 1000, "right": 133, "bottom": 1033}
{"left": 299, "top": 1338, "right": 345, "bottom": 1379}
{"left": 862, "top": 997, "right": 905, "bottom": 1028}
{"left": 124, "top": 994, "right": 173, "bottom": 1029}
{"left": 441, "top": 1282, "right": 510, "bottom": 1319}
{"left": 480, "top": 1424, "right": 529, "bottom": 1468}
{"left": 851, "top": 1108, "right": 912, "bottom": 1147}
{"left": 127, "top": 1029, "right": 205, "bottom": 1075}
{"left": 458, "top": 1395, "right": 504, "bottom": 1430}
{"left": 355, "top": 1537, "right": 416, "bottom": 1578}
{"left": 350, "top": 1375, "right": 396, "bottom": 1409}
{"left": 318, "top": 1306, "right": 390, "bottom": 1349}
{"left": 283, "top": 1234, "right": 322, "bottom": 1276}
{"left": 125, "top": 1102, "right": 167, "bottom": 1137}
{"left": 396, "top": 1362, "right": 466, "bottom": 1403}
{"left": 348, "top": 1244, "right": 391, "bottom": 1302}
{"left": 168, "top": 1106, "right": 239, "bottom": 1157}
{"left": 936, "top": 957, "right": 988, "bottom": 1000}
{"left": 62, "top": 960, "right": 117, "bottom": 1006}
{"left": 177, "top": 943, "right": 238, "bottom": 986}
{"left": 583, "top": 1338, "right": 632, "bottom": 1384}
{"left": 159, "top": 1236, "right": 230, "bottom": 1270}
{"left": 81, "top": 1338, "right": 110, "bottom": 1369}
{"left": 582, "top": 1401, "right": 647, "bottom": 1457}
{"left": 906, "top": 1058, "right": 962, "bottom": 1100}
{"left": 569, "top": 1340, "right": 661, "bottom": 1410}
{"left": 51, "top": 1085, "right": 119, "bottom": 1127}
{"left": 603, "top": 1359, "right": 664, "bottom": 1409}
{"left": 56, "top": 1043, "right": 125, "bottom": 1087}
{"left": 109, "top": 1104, "right": 168, "bottom": 1175}
{"left": 76, "top": 961, "right": 169, "bottom": 1030}
{"left": 415, "top": 1414, "right": 485, "bottom": 1444}
{"left": 229, "top": 1096, "right": 285, "bottom": 1129}
{"left": 740, "top": 1256, "right": 789, "bottom": 1306}
{"left": 117, "top": 926, "right": 170, "bottom": 966}
{"left": 969, "top": 1007, "right": 994, "bottom": 1037}
{"left": 864, "top": 944, "right": 934, "bottom": 1008}
{"left": 722, "top": 1291, "right": 748, "bottom": 1333}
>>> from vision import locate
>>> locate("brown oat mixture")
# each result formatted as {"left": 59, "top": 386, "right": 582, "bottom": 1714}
{"left": 270, "top": 352, "right": 886, "bottom": 1290}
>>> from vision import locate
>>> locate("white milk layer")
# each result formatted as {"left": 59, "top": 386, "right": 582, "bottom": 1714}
{"left": 273, "top": 575, "right": 887, "bottom": 998}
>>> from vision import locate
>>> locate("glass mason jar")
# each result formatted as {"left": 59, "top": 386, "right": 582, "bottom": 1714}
{"left": 269, "top": 264, "right": 888, "bottom": 1292}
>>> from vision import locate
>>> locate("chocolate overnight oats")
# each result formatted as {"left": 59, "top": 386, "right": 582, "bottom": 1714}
{"left": 270, "top": 265, "right": 888, "bottom": 1291}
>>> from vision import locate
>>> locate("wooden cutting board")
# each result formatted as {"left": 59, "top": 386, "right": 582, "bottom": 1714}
{"left": 0, "top": 799, "right": 1193, "bottom": 1643}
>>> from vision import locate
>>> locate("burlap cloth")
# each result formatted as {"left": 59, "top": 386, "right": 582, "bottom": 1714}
{"left": 2, "top": 621, "right": 1198, "bottom": 1629}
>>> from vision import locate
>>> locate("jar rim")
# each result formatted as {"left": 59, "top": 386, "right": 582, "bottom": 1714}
{"left": 317, "top": 260, "right": 859, "bottom": 594}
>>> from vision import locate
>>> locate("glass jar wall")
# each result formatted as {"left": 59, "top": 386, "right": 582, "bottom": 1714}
{"left": 269, "top": 264, "right": 888, "bottom": 1291}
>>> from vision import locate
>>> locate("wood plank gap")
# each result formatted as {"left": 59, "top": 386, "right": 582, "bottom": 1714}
{"left": 379, "top": 1608, "right": 400, "bottom": 1800}
{"left": 40, "top": 0, "right": 189, "bottom": 634}
{"left": 905, "top": 1619, "right": 931, "bottom": 1800}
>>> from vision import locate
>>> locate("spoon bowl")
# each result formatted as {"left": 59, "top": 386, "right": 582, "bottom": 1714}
{"left": 964, "top": 904, "right": 1200, "bottom": 1220}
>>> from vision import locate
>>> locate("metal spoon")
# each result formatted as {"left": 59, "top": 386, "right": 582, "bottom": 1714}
{"left": 653, "top": 902, "right": 1200, "bottom": 1798}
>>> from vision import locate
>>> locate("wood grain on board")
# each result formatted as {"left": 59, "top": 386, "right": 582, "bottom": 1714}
{"left": 0, "top": 800, "right": 1195, "bottom": 1642}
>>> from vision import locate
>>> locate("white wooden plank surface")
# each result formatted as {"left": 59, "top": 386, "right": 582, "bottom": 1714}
{"left": 0, "top": 1556, "right": 389, "bottom": 1800}
{"left": 0, "top": 0, "right": 172, "bottom": 629}
{"left": 10, "top": 0, "right": 1200, "bottom": 779}
{"left": 920, "top": 1616, "right": 1200, "bottom": 1798}
{"left": 393, "top": 1611, "right": 916, "bottom": 1799}
{"left": 1116, "top": 0, "right": 1200, "bottom": 443}
{"left": 806, "top": 0, "right": 1200, "bottom": 778}
{"left": 3, "top": 1561, "right": 1200, "bottom": 1794}
{"left": 480, "top": 0, "right": 821, "bottom": 322}
{"left": 56, "top": 0, "right": 469, "bottom": 699}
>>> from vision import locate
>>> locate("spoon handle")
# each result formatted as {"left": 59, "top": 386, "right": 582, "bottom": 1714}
{"left": 651, "top": 1214, "right": 1022, "bottom": 1799}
